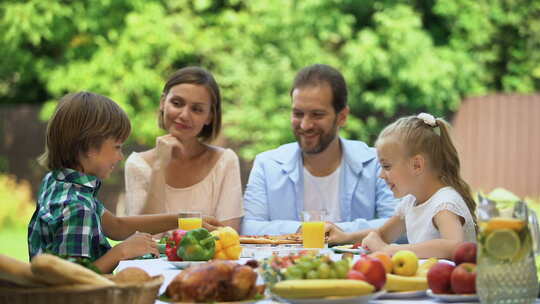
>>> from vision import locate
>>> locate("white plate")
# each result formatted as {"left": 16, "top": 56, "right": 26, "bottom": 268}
{"left": 273, "top": 290, "right": 384, "bottom": 304}
{"left": 379, "top": 289, "right": 427, "bottom": 299}
{"left": 330, "top": 245, "right": 366, "bottom": 255}
{"left": 426, "top": 289, "right": 479, "bottom": 302}
{"left": 158, "top": 294, "right": 258, "bottom": 303}
{"left": 161, "top": 257, "right": 207, "bottom": 269}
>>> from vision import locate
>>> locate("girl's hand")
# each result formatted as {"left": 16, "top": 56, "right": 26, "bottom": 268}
{"left": 361, "top": 231, "right": 388, "bottom": 253}
{"left": 114, "top": 231, "right": 159, "bottom": 260}
{"left": 326, "top": 222, "right": 349, "bottom": 245}
{"left": 155, "top": 134, "right": 184, "bottom": 169}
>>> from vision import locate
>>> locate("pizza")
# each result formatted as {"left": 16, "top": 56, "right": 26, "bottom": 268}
{"left": 239, "top": 233, "right": 302, "bottom": 245}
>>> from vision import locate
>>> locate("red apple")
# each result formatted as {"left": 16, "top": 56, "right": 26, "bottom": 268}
{"left": 427, "top": 262, "right": 455, "bottom": 294}
{"left": 451, "top": 263, "right": 476, "bottom": 294}
{"left": 452, "top": 242, "right": 477, "bottom": 265}
{"left": 347, "top": 269, "right": 367, "bottom": 282}
{"left": 352, "top": 254, "right": 387, "bottom": 290}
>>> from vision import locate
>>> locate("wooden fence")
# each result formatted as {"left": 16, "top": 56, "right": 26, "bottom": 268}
{"left": 452, "top": 94, "right": 540, "bottom": 199}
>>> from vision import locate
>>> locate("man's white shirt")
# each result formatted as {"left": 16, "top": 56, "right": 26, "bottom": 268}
{"left": 303, "top": 162, "right": 342, "bottom": 222}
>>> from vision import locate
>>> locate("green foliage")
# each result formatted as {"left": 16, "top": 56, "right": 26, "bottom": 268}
{"left": 0, "top": 175, "right": 35, "bottom": 230}
{"left": 0, "top": 156, "right": 9, "bottom": 172}
{"left": 1, "top": 0, "right": 539, "bottom": 158}
{"left": 0, "top": 228, "right": 28, "bottom": 261}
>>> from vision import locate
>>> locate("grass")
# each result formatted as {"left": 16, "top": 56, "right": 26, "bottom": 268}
{"left": 0, "top": 227, "right": 122, "bottom": 262}
{"left": 0, "top": 227, "right": 28, "bottom": 261}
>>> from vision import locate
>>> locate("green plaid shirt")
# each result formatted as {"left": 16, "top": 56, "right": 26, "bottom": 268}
{"left": 28, "top": 168, "right": 111, "bottom": 261}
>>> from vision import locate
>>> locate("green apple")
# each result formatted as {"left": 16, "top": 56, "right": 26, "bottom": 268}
{"left": 391, "top": 250, "right": 418, "bottom": 276}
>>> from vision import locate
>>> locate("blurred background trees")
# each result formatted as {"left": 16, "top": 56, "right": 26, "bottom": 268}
{"left": 1, "top": 0, "right": 540, "bottom": 261}
{"left": 2, "top": 0, "right": 539, "bottom": 159}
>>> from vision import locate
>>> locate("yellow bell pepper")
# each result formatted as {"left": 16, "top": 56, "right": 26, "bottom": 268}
{"left": 211, "top": 226, "right": 242, "bottom": 260}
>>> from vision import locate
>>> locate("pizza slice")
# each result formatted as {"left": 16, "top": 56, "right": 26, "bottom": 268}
{"left": 239, "top": 233, "right": 302, "bottom": 245}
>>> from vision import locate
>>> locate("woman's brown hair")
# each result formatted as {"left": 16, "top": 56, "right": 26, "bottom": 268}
{"left": 158, "top": 66, "right": 221, "bottom": 143}
{"left": 376, "top": 115, "right": 477, "bottom": 227}
{"left": 39, "top": 91, "right": 131, "bottom": 171}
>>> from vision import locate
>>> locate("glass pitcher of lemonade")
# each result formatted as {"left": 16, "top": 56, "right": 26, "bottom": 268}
{"left": 477, "top": 195, "right": 539, "bottom": 304}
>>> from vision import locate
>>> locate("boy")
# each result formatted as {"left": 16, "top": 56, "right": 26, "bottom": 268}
{"left": 27, "top": 92, "right": 220, "bottom": 273}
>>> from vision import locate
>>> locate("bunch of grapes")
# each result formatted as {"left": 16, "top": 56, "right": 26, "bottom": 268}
{"left": 283, "top": 255, "right": 350, "bottom": 280}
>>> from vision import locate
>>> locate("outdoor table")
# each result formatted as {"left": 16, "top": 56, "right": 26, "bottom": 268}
{"left": 115, "top": 248, "right": 540, "bottom": 304}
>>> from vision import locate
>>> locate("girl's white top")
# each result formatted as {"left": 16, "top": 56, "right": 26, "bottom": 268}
{"left": 123, "top": 148, "right": 244, "bottom": 221}
{"left": 396, "top": 187, "right": 476, "bottom": 243}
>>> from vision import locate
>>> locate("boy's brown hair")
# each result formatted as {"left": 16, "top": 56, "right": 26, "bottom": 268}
{"left": 39, "top": 91, "right": 131, "bottom": 171}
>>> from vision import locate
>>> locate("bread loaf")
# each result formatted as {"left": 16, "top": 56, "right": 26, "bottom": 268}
{"left": 112, "top": 267, "right": 151, "bottom": 284}
{"left": 0, "top": 254, "right": 46, "bottom": 287}
{"left": 31, "top": 254, "right": 115, "bottom": 286}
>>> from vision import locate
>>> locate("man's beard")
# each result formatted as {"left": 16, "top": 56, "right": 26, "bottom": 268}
{"left": 294, "top": 120, "right": 338, "bottom": 155}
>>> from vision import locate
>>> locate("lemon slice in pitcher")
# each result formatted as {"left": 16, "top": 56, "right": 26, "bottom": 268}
{"left": 485, "top": 228, "right": 521, "bottom": 260}
{"left": 484, "top": 217, "right": 525, "bottom": 233}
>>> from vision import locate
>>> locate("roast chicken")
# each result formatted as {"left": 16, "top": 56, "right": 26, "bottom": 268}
{"left": 165, "top": 260, "right": 259, "bottom": 302}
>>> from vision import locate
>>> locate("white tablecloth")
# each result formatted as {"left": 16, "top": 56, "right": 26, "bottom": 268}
{"left": 115, "top": 255, "right": 540, "bottom": 304}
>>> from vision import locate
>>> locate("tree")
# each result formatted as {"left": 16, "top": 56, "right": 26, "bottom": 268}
{"left": 1, "top": 0, "right": 538, "bottom": 159}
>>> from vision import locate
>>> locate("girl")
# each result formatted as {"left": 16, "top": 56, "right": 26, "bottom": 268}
{"left": 124, "top": 67, "right": 243, "bottom": 232}
{"left": 327, "top": 113, "right": 476, "bottom": 259}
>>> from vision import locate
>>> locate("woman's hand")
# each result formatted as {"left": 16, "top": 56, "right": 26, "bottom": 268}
{"left": 361, "top": 231, "right": 388, "bottom": 253}
{"left": 113, "top": 231, "right": 159, "bottom": 260}
{"left": 202, "top": 215, "right": 225, "bottom": 231}
{"left": 155, "top": 134, "right": 184, "bottom": 169}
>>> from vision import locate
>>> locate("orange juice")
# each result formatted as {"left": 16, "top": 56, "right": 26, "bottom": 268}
{"left": 302, "top": 221, "right": 325, "bottom": 248}
{"left": 178, "top": 217, "right": 202, "bottom": 230}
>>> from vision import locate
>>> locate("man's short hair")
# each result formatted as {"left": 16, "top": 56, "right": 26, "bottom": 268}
{"left": 39, "top": 91, "right": 131, "bottom": 171}
{"left": 290, "top": 64, "right": 348, "bottom": 113}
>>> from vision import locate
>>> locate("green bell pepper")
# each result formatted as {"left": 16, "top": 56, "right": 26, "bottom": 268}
{"left": 177, "top": 228, "right": 217, "bottom": 261}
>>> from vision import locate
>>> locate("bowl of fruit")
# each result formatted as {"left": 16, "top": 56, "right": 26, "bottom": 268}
{"left": 260, "top": 252, "right": 383, "bottom": 303}
{"left": 260, "top": 252, "right": 350, "bottom": 285}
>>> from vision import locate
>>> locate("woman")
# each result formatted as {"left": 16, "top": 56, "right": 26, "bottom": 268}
{"left": 124, "top": 67, "right": 243, "bottom": 232}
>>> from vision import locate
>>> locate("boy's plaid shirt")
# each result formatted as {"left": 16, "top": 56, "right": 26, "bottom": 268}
{"left": 28, "top": 168, "right": 111, "bottom": 261}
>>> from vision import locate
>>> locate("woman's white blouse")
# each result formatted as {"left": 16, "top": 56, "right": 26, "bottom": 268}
{"left": 124, "top": 148, "right": 244, "bottom": 221}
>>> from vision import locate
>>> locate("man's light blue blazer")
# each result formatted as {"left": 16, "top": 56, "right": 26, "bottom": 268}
{"left": 241, "top": 138, "right": 397, "bottom": 235}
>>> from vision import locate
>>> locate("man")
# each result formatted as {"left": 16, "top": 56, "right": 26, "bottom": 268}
{"left": 242, "top": 64, "right": 396, "bottom": 235}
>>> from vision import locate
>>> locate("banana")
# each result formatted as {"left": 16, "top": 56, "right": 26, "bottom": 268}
{"left": 385, "top": 273, "right": 428, "bottom": 292}
{"left": 416, "top": 258, "right": 438, "bottom": 277}
{"left": 272, "top": 279, "right": 375, "bottom": 299}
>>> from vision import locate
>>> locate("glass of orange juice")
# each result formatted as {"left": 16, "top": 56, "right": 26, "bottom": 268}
{"left": 178, "top": 211, "right": 202, "bottom": 230}
{"left": 301, "top": 210, "right": 326, "bottom": 248}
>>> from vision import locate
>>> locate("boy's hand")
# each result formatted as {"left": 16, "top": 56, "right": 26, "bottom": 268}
{"left": 155, "top": 134, "right": 185, "bottom": 168}
{"left": 115, "top": 232, "right": 159, "bottom": 260}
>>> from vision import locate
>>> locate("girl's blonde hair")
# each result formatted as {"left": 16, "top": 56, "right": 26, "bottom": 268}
{"left": 376, "top": 114, "right": 477, "bottom": 226}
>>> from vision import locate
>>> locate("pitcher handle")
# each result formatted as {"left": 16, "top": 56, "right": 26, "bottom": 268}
{"left": 529, "top": 208, "right": 540, "bottom": 255}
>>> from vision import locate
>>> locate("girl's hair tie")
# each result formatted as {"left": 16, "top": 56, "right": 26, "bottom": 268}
{"left": 417, "top": 113, "right": 440, "bottom": 135}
